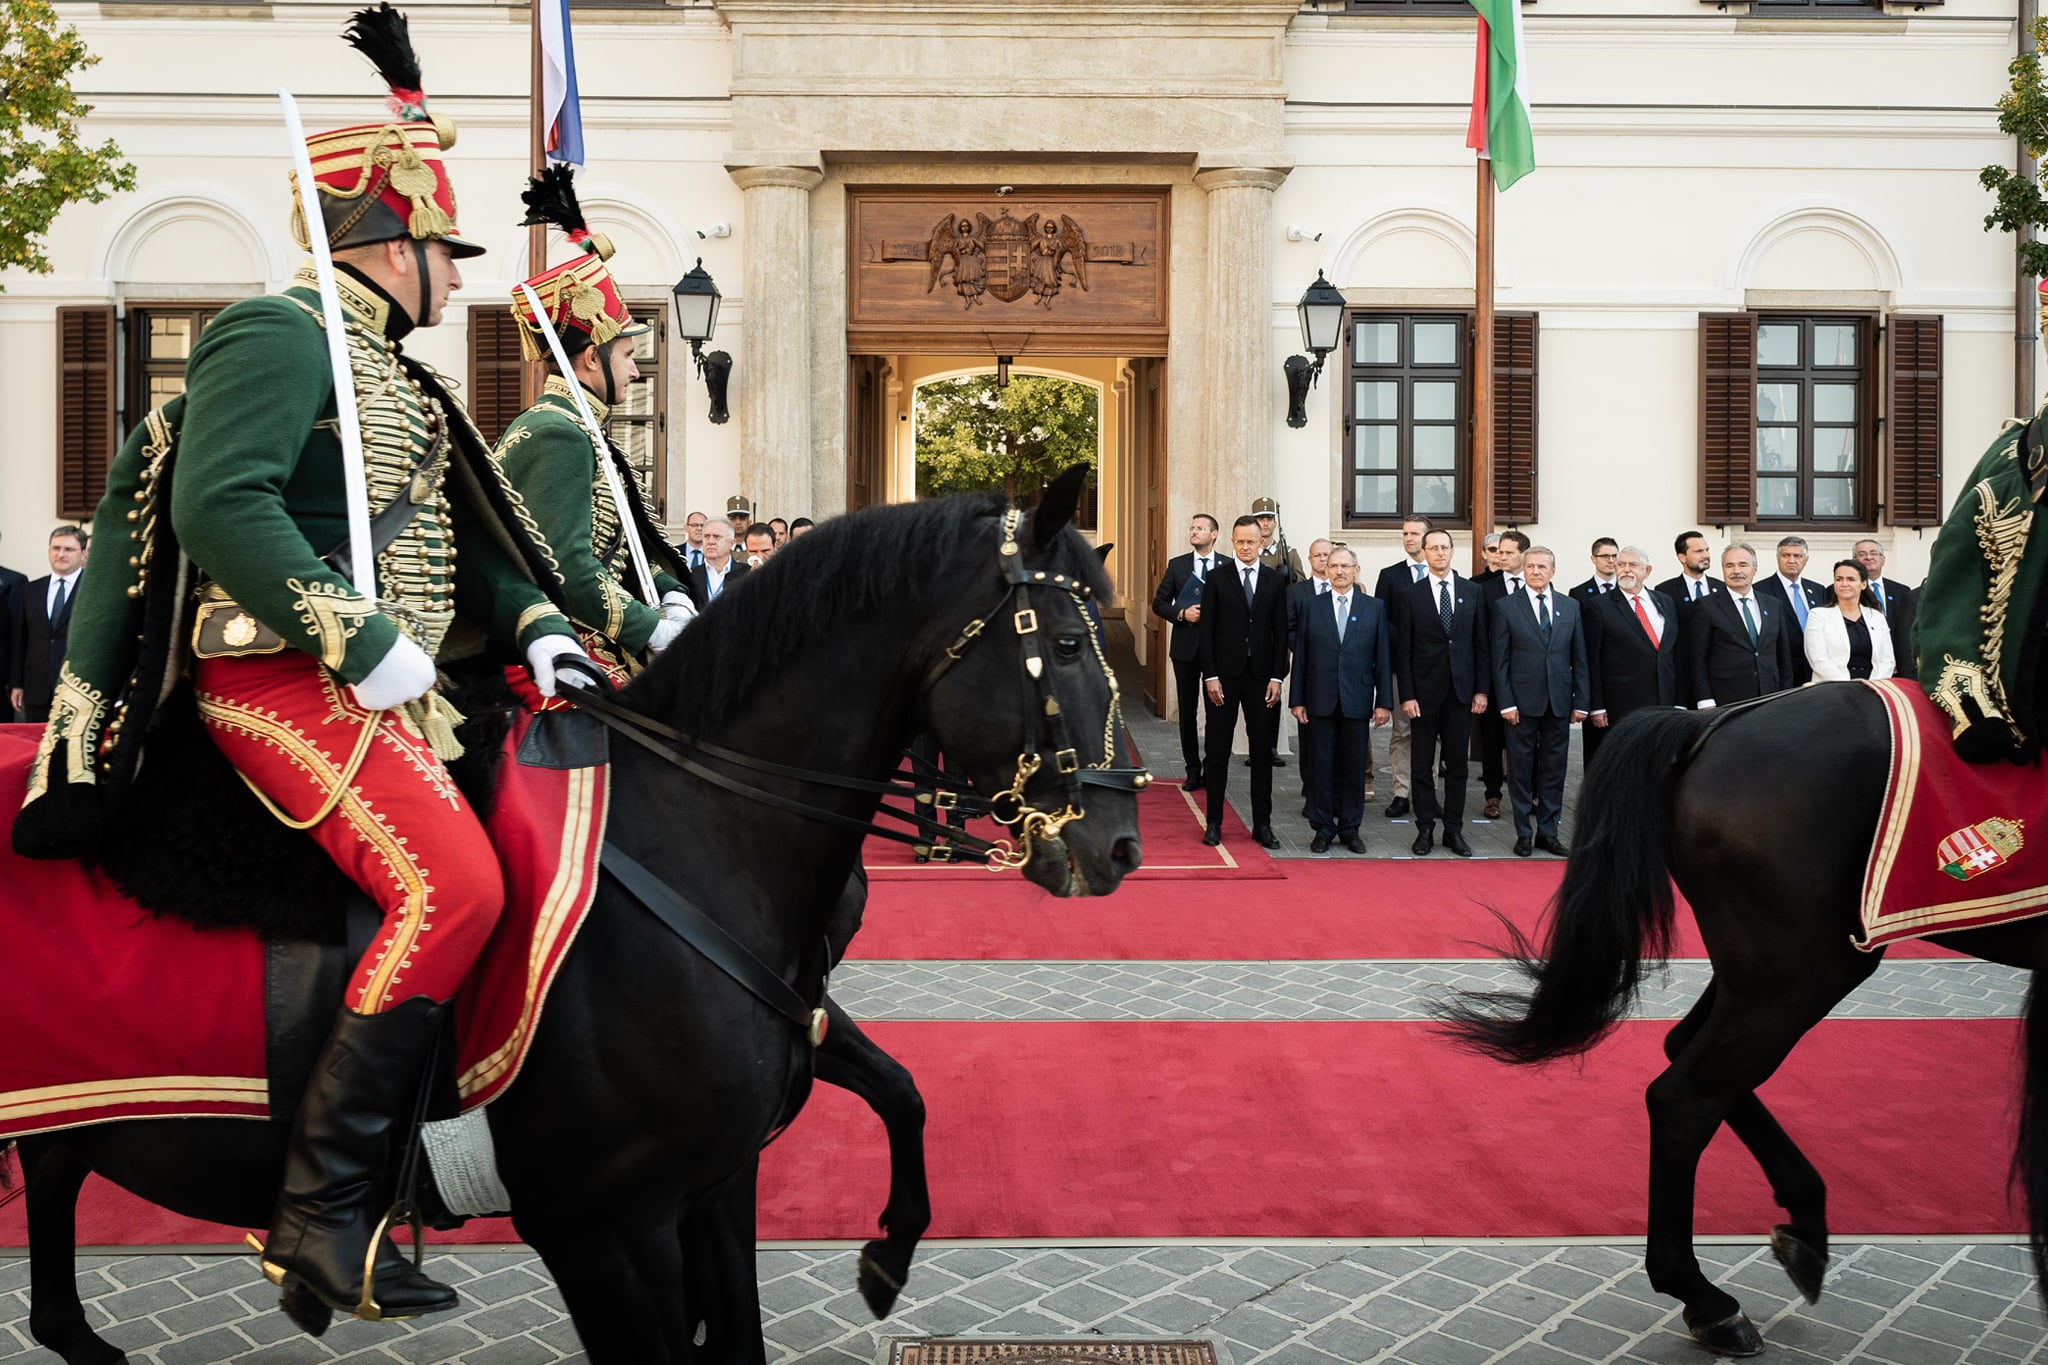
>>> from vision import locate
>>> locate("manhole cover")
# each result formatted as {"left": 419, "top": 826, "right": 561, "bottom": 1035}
{"left": 888, "top": 1342, "right": 1217, "bottom": 1365}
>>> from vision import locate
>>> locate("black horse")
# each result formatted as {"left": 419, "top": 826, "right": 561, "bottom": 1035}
{"left": 1439, "top": 682, "right": 2048, "bottom": 1357}
{"left": 4, "top": 471, "right": 1143, "bottom": 1364}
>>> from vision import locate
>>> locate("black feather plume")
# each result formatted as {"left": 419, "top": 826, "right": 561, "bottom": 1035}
{"left": 520, "top": 164, "right": 591, "bottom": 242}
{"left": 344, "top": 3, "right": 424, "bottom": 97}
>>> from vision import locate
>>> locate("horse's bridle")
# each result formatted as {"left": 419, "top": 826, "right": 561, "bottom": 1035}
{"left": 559, "top": 504, "right": 1149, "bottom": 870}
{"left": 915, "top": 507, "right": 1151, "bottom": 867}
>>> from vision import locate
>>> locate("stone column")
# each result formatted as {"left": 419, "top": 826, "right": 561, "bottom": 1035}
{"left": 1192, "top": 162, "right": 1290, "bottom": 526}
{"left": 727, "top": 157, "right": 825, "bottom": 521}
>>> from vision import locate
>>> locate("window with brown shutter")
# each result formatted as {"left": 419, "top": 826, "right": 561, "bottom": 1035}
{"left": 1698, "top": 312, "right": 1757, "bottom": 525}
{"left": 1343, "top": 311, "right": 1469, "bottom": 527}
{"left": 467, "top": 307, "right": 527, "bottom": 446}
{"left": 1884, "top": 314, "right": 1942, "bottom": 528}
{"left": 1493, "top": 312, "right": 1538, "bottom": 524}
{"left": 55, "top": 306, "right": 117, "bottom": 521}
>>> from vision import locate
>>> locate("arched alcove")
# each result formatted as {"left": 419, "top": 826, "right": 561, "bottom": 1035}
{"left": 1734, "top": 206, "right": 1904, "bottom": 295}
{"left": 99, "top": 186, "right": 280, "bottom": 286}
{"left": 1325, "top": 205, "right": 1477, "bottom": 291}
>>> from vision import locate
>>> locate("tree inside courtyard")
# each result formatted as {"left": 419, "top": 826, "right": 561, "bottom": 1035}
{"left": 914, "top": 374, "right": 1099, "bottom": 505}
{"left": 0, "top": 0, "right": 134, "bottom": 286}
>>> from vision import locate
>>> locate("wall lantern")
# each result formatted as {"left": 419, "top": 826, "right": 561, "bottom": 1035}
{"left": 996, "top": 355, "right": 1014, "bottom": 389}
{"left": 671, "top": 257, "right": 730, "bottom": 424}
{"left": 1285, "top": 270, "right": 1347, "bottom": 429}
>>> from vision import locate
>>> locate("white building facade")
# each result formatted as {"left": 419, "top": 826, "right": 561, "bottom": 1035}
{"left": 0, "top": 0, "right": 2029, "bottom": 698}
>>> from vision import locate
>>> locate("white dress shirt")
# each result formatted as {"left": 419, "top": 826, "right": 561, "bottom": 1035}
{"left": 703, "top": 559, "right": 733, "bottom": 600}
{"left": 46, "top": 570, "right": 80, "bottom": 618}
{"left": 1427, "top": 570, "right": 1456, "bottom": 618}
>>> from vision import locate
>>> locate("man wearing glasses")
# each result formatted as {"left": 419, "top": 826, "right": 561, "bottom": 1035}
{"left": 674, "top": 510, "right": 709, "bottom": 569}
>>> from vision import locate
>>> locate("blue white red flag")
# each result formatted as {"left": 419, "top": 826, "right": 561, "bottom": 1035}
{"left": 540, "top": 0, "right": 585, "bottom": 167}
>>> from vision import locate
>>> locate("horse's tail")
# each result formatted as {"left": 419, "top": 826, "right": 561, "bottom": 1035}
{"left": 1435, "top": 707, "right": 1706, "bottom": 1064}
{"left": 2018, "top": 974, "right": 2048, "bottom": 1295}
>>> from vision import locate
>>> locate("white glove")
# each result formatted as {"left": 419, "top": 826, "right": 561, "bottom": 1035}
{"left": 350, "top": 634, "right": 437, "bottom": 711}
{"left": 660, "top": 590, "right": 699, "bottom": 626}
{"left": 647, "top": 617, "right": 685, "bottom": 654}
{"left": 525, "top": 634, "right": 594, "bottom": 697}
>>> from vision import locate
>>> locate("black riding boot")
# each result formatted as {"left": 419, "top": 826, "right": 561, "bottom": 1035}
{"left": 260, "top": 997, "right": 458, "bottom": 1321}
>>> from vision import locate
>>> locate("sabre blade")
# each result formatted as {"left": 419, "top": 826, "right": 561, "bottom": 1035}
{"left": 515, "top": 282, "right": 660, "bottom": 608}
{"left": 279, "top": 89, "right": 377, "bottom": 603}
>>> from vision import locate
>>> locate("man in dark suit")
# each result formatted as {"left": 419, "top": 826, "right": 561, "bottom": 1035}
{"left": 1585, "top": 545, "right": 1681, "bottom": 755}
{"left": 1285, "top": 538, "right": 1335, "bottom": 810}
{"left": 1754, "top": 535, "right": 1828, "bottom": 685}
{"left": 1371, "top": 514, "right": 1432, "bottom": 819}
{"left": 1685, "top": 542, "right": 1796, "bottom": 708}
{"left": 1288, "top": 546, "right": 1390, "bottom": 854}
{"left": 1475, "top": 528, "right": 1530, "bottom": 819}
{"left": 1198, "top": 515, "right": 1291, "bottom": 849}
{"left": 1394, "top": 529, "right": 1488, "bottom": 858}
{"left": 689, "top": 518, "right": 747, "bottom": 605}
{"left": 1489, "top": 546, "right": 1588, "bottom": 857}
{"left": 671, "top": 509, "right": 709, "bottom": 570}
{"left": 10, "top": 525, "right": 87, "bottom": 723}
{"left": 1855, "top": 538, "right": 1919, "bottom": 682}
{"left": 1569, "top": 537, "right": 1620, "bottom": 606}
{"left": 1150, "top": 513, "right": 1224, "bottom": 788}
{"left": 1655, "top": 530, "right": 1722, "bottom": 611}
{"left": 0, "top": 544, "right": 25, "bottom": 717}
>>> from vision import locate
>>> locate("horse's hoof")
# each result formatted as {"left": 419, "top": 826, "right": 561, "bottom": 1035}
{"left": 277, "top": 1278, "right": 335, "bottom": 1339}
{"left": 1769, "top": 1224, "right": 1828, "bottom": 1304}
{"left": 856, "top": 1241, "right": 906, "bottom": 1319}
{"left": 1684, "top": 1309, "right": 1764, "bottom": 1357}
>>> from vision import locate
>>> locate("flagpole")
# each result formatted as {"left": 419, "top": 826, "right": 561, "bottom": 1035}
{"left": 524, "top": 0, "right": 546, "bottom": 409}
{"left": 1471, "top": 156, "right": 1495, "bottom": 577}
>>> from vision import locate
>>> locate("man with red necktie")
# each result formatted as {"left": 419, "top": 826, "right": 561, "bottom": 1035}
{"left": 1584, "top": 545, "right": 1682, "bottom": 751}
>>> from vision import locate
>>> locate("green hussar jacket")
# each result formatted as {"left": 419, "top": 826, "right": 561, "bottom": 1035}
{"left": 493, "top": 375, "right": 688, "bottom": 668}
{"left": 15, "top": 266, "right": 575, "bottom": 856}
{"left": 1916, "top": 409, "right": 2048, "bottom": 762}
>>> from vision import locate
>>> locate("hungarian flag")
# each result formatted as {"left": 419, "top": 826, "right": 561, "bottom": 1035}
{"left": 1466, "top": 0, "right": 1534, "bottom": 192}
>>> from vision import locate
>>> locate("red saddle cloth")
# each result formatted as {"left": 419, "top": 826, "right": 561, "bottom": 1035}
{"left": 1860, "top": 678, "right": 2048, "bottom": 948}
{"left": 0, "top": 700, "right": 607, "bottom": 1142}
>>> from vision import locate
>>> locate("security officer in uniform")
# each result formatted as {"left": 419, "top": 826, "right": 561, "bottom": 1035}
{"left": 16, "top": 5, "right": 587, "bottom": 1322}
{"left": 1252, "top": 496, "right": 1305, "bottom": 584}
{"left": 496, "top": 167, "right": 697, "bottom": 678}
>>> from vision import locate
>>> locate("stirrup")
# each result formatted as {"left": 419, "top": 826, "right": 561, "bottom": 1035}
{"left": 245, "top": 1200, "right": 429, "bottom": 1323}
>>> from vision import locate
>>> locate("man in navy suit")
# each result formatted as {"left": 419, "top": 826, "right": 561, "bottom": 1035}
{"left": 1371, "top": 514, "right": 1432, "bottom": 818}
{"left": 1655, "top": 530, "right": 1722, "bottom": 611}
{"left": 1854, "top": 538, "right": 1918, "bottom": 682}
{"left": 10, "top": 525, "right": 87, "bottom": 724}
{"left": 1394, "top": 529, "right": 1488, "bottom": 858}
{"left": 1585, "top": 545, "right": 1681, "bottom": 748}
{"left": 1197, "top": 516, "right": 1292, "bottom": 849}
{"left": 1569, "top": 537, "right": 1621, "bottom": 606}
{"left": 1289, "top": 546, "right": 1391, "bottom": 854}
{"left": 1150, "top": 512, "right": 1224, "bottom": 789}
{"left": 1753, "top": 535, "right": 1828, "bottom": 686}
{"left": 1685, "top": 542, "right": 1796, "bottom": 707}
{"left": 1490, "top": 546, "right": 1589, "bottom": 857}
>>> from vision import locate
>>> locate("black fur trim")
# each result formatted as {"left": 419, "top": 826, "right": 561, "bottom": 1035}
{"left": 519, "top": 164, "right": 588, "bottom": 240}
{"left": 343, "top": 3, "right": 423, "bottom": 98}
{"left": 95, "top": 686, "right": 354, "bottom": 944}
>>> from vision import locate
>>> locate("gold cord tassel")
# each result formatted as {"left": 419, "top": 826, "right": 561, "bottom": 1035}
{"left": 414, "top": 692, "right": 467, "bottom": 763}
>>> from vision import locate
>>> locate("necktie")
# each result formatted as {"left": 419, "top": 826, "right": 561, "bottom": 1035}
{"left": 1510, "top": 576, "right": 1522, "bottom": 595}
{"left": 1334, "top": 594, "right": 1348, "bottom": 642}
{"left": 1537, "top": 593, "right": 1552, "bottom": 640}
{"left": 690, "top": 547, "right": 703, "bottom": 569}
{"left": 1739, "top": 596, "right": 1757, "bottom": 645}
{"left": 1789, "top": 582, "right": 1809, "bottom": 631}
{"left": 1243, "top": 566, "right": 1256, "bottom": 604}
{"left": 1872, "top": 580, "right": 1884, "bottom": 613}
{"left": 1439, "top": 579, "right": 1454, "bottom": 637}
{"left": 1601, "top": 581, "right": 1613, "bottom": 593}
{"left": 1633, "top": 593, "right": 1659, "bottom": 646}
{"left": 52, "top": 577, "right": 69, "bottom": 619}
{"left": 1316, "top": 579, "right": 1328, "bottom": 595}
{"left": 1412, "top": 562, "right": 1424, "bottom": 583}
{"left": 1693, "top": 579, "right": 1705, "bottom": 602}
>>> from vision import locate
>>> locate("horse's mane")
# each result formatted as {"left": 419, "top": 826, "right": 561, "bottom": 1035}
{"left": 625, "top": 492, "right": 1112, "bottom": 734}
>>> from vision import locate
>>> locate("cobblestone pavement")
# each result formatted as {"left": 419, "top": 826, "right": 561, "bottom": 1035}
{"left": 829, "top": 958, "right": 2032, "bottom": 1023}
{"left": 3, "top": 1240, "right": 2044, "bottom": 1365}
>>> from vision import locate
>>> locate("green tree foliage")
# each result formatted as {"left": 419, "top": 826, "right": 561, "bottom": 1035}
{"left": 1982, "top": 17, "right": 2048, "bottom": 277}
{"left": 0, "top": 0, "right": 133, "bottom": 284}
{"left": 914, "top": 374, "right": 1099, "bottom": 502}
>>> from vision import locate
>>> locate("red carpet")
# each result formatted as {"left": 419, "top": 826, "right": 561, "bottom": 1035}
{"left": 4, "top": 1018, "right": 2018, "bottom": 1246}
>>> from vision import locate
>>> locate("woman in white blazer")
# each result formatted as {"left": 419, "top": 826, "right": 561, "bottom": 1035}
{"left": 1804, "top": 558, "right": 1895, "bottom": 682}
